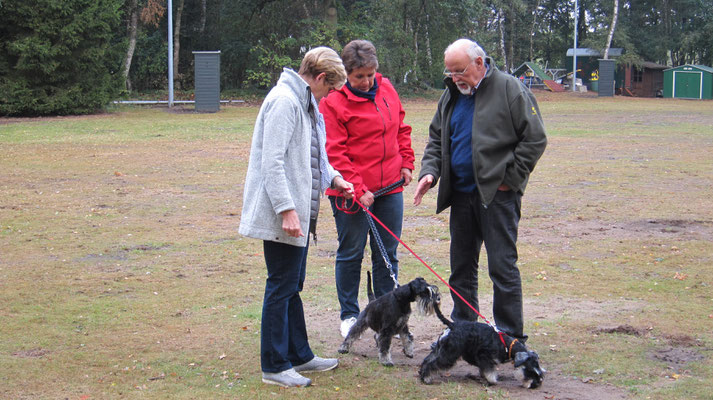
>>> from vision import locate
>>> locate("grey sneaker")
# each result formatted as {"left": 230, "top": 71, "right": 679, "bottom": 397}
{"left": 262, "top": 368, "right": 312, "bottom": 387}
{"left": 293, "top": 356, "right": 339, "bottom": 373}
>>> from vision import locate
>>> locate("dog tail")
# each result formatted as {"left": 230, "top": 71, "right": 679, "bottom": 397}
{"left": 433, "top": 300, "right": 454, "bottom": 329}
{"left": 366, "top": 271, "right": 375, "bottom": 303}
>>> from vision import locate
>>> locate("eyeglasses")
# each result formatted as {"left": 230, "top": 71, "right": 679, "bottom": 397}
{"left": 443, "top": 62, "right": 471, "bottom": 78}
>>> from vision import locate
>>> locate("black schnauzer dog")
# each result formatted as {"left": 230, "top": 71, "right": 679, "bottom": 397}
{"left": 419, "top": 302, "right": 545, "bottom": 388}
{"left": 338, "top": 271, "right": 440, "bottom": 366}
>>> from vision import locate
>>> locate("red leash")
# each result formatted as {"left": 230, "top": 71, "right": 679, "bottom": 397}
{"left": 349, "top": 195, "right": 508, "bottom": 349}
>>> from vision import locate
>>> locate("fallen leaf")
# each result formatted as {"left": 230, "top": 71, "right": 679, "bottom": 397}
{"left": 219, "top": 353, "right": 226, "bottom": 360}
{"left": 114, "top": 171, "right": 124, "bottom": 176}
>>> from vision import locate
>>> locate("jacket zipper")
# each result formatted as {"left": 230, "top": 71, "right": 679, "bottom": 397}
{"left": 373, "top": 99, "right": 387, "bottom": 189}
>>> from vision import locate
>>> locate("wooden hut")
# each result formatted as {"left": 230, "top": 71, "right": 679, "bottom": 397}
{"left": 620, "top": 62, "right": 667, "bottom": 97}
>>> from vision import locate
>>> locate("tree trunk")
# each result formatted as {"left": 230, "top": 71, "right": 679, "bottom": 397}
{"left": 325, "top": 0, "right": 337, "bottom": 27}
{"left": 173, "top": 0, "right": 184, "bottom": 89}
{"left": 529, "top": 0, "right": 541, "bottom": 61}
{"left": 507, "top": 8, "right": 515, "bottom": 72}
{"left": 603, "top": 0, "right": 618, "bottom": 59}
{"left": 498, "top": 8, "right": 507, "bottom": 71}
{"left": 122, "top": 0, "right": 139, "bottom": 92}
{"left": 199, "top": 0, "right": 206, "bottom": 33}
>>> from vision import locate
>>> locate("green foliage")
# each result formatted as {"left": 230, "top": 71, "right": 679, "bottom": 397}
{"left": 129, "top": 29, "right": 168, "bottom": 91}
{"left": 0, "top": 0, "right": 125, "bottom": 116}
{"left": 2, "top": 0, "right": 713, "bottom": 114}
{"left": 244, "top": 36, "right": 299, "bottom": 89}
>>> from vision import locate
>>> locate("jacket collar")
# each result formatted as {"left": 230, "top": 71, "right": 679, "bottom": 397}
{"left": 277, "top": 67, "right": 313, "bottom": 112}
{"left": 340, "top": 73, "right": 384, "bottom": 102}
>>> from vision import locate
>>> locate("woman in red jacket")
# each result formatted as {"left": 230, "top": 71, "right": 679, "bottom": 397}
{"left": 320, "top": 40, "right": 415, "bottom": 337}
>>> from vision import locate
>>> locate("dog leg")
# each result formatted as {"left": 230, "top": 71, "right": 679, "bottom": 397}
{"left": 338, "top": 317, "right": 369, "bottom": 354}
{"left": 418, "top": 338, "right": 461, "bottom": 384}
{"left": 481, "top": 368, "right": 499, "bottom": 385}
{"left": 400, "top": 331, "right": 414, "bottom": 358}
{"left": 376, "top": 333, "right": 394, "bottom": 367}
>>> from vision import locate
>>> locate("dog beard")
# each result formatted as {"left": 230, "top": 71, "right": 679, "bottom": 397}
{"left": 416, "top": 287, "right": 439, "bottom": 316}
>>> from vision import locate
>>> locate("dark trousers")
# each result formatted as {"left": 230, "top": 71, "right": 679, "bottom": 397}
{"left": 449, "top": 189, "right": 526, "bottom": 340}
{"left": 260, "top": 240, "right": 315, "bottom": 373}
{"left": 330, "top": 192, "right": 403, "bottom": 320}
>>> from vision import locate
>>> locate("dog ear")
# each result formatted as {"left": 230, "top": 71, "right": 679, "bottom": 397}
{"left": 513, "top": 351, "right": 529, "bottom": 368}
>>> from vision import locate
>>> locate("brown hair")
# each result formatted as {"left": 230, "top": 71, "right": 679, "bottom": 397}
{"left": 298, "top": 47, "right": 347, "bottom": 88}
{"left": 341, "top": 40, "right": 379, "bottom": 74}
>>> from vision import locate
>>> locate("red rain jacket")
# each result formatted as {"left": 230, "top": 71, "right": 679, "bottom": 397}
{"left": 320, "top": 74, "right": 414, "bottom": 199}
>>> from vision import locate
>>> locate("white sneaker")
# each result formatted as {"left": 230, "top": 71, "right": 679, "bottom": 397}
{"left": 340, "top": 317, "right": 357, "bottom": 338}
{"left": 262, "top": 368, "right": 311, "bottom": 387}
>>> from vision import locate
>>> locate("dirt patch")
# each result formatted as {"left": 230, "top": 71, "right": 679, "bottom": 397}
{"left": 649, "top": 346, "right": 706, "bottom": 373}
{"left": 594, "top": 325, "right": 646, "bottom": 336}
{"left": 13, "top": 348, "right": 50, "bottom": 358}
{"left": 307, "top": 295, "right": 638, "bottom": 400}
{"left": 520, "top": 217, "right": 713, "bottom": 246}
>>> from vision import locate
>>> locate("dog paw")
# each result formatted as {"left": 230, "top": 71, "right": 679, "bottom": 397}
{"left": 404, "top": 350, "right": 414, "bottom": 358}
{"left": 338, "top": 345, "right": 349, "bottom": 354}
{"left": 420, "top": 376, "right": 433, "bottom": 385}
{"left": 381, "top": 361, "right": 394, "bottom": 367}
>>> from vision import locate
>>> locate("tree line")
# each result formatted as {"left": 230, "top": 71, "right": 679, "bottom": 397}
{"left": 1, "top": 0, "right": 712, "bottom": 116}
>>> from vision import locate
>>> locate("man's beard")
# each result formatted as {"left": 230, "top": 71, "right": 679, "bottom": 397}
{"left": 456, "top": 83, "right": 473, "bottom": 95}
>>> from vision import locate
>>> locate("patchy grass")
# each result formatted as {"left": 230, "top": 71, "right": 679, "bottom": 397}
{"left": 1, "top": 93, "right": 712, "bottom": 399}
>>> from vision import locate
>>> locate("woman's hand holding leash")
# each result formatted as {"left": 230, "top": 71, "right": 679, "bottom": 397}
{"left": 400, "top": 168, "right": 413, "bottom": 186}
{"left": 332, "top": 176, "right": 354, "bottom": 199}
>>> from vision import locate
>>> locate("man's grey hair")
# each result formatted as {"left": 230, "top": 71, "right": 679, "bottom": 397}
{"left": 444, "top": 38, "right": 486, "bottom": 61}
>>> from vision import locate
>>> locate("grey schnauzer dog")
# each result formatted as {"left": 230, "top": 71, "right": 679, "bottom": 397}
{"left": 338, "top": 271, "right": 441, "bottom": 366}
{"left": 419, "top": 302, "right": 545, "bottom": 388}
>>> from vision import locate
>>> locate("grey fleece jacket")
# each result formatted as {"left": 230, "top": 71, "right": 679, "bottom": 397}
{"left": 419, "top": 57, "right": 547, "bottom": 212}
{"left": 239, "top": 68, "right": 341, "bottom": 247}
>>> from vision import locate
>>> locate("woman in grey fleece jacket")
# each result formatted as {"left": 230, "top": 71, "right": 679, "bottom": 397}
{"left": 239, "top": 47, "right": 353, "bottom": 388}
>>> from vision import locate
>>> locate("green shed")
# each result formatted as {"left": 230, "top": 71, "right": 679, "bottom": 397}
{"left": 663, "top": 64, "right": 713, "bottom": 99}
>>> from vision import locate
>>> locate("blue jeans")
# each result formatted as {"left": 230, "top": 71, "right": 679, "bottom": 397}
{"left": 448, "top": 189, "right": 526, "bottom": 340}
{"left": 330, "top": 192, "right": 403, "bottom": 320}
{"left": 261, "top": 240, "right": 315, "bottom": 373}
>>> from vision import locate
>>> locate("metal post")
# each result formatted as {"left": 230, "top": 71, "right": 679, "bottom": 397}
{"left": 572, "top": 0, "right": 578, "bottom": 92}
{"left": 168, "top": 0, "right": 174, "bottom": 107}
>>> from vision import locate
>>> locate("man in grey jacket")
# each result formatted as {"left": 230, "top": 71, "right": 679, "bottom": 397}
{"left": 414, "top": 39, "right": 546, "bottom": 343}
{"left": 239, "top": 47, "right": 353, "bottom": 388}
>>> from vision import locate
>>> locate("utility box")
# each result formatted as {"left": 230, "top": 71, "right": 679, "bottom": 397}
{"left": 193, "top": 51, "right": 221, "bottom": 112}
{"left": 598, "top": 59, "right": 616, "bottom": 97}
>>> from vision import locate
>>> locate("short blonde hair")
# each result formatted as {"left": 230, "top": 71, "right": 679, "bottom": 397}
{"left": 299, "top": 47, "right": 347, "bottom": 89}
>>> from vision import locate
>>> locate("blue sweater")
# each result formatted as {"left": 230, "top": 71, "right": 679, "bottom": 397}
{"left": 449, "top": 93, "right": 476, "bottom": 192}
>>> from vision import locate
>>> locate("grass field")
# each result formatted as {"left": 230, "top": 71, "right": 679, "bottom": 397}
{"left": 1, "top": 92, "right": 712, "bottom": 399}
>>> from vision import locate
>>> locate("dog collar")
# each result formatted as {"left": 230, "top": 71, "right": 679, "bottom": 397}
{"left": 508, "top": 338, "right": 519, "bottom": 360}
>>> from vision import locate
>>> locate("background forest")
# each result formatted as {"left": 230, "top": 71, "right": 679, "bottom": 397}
{"left": 2, "top": 0, "right": 712, "bottom": 115}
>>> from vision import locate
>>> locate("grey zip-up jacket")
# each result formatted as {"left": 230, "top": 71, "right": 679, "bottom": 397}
{"left": 239, "top": 68, "right": 341, "bottom": 247}
{"left": 419, "top": 57, "right": 547, "bottom": 212}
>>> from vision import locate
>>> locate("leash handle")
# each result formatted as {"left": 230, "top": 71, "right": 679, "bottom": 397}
{"left": 333, "top": 178, "right": 406, "bottom": 214}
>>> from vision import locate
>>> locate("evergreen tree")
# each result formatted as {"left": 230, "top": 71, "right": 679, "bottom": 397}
{"left": 0, "top": 0, "right": 125, "bottom": 116}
